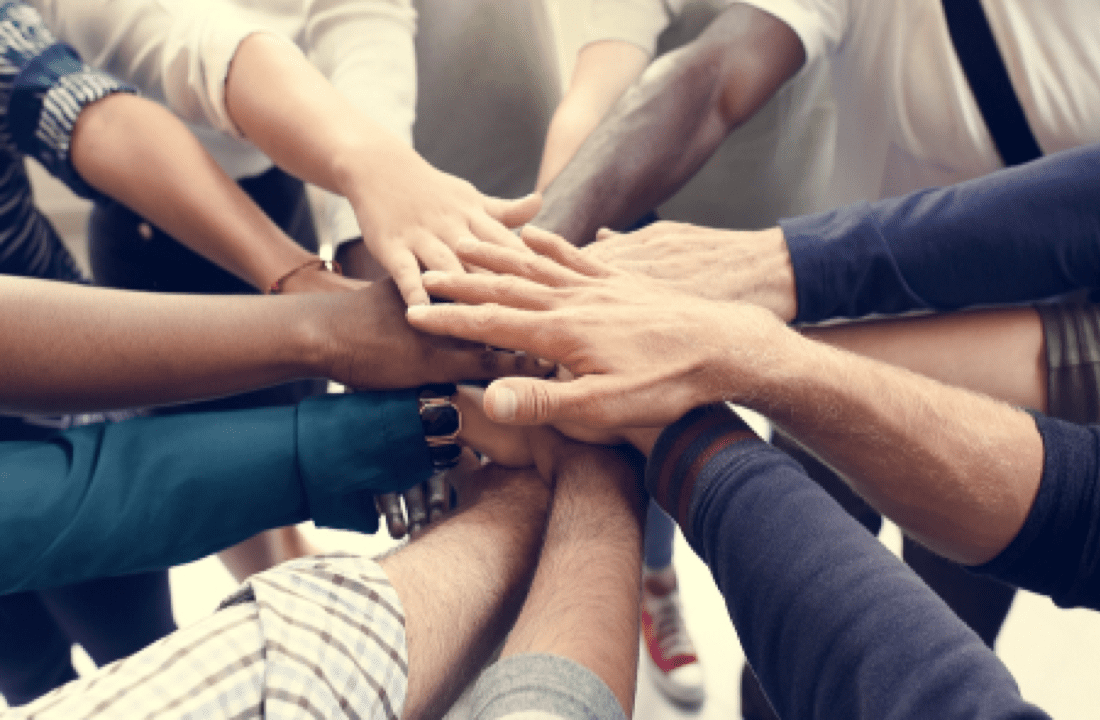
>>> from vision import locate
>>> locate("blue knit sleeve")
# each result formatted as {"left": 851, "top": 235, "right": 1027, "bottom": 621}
{"left": 783, "top": 144, "right": 1100, "bottom": 323}
{"left": 645, "top": 409, "right": 1049, "bottom": 720}
{"left": 974, "top": 414, "right": 1100, "bottom": 610}
{"left": 0, "top": 2, "right": 135, "bottom": 199}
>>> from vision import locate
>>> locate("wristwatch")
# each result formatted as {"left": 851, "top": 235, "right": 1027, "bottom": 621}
{"left": 418, "top": 383, "right": 462, "bottom": 470}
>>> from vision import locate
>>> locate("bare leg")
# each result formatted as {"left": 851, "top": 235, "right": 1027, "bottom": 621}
{"left": 804, "top": 307, "right": 1046, "bottom": 413}
{"left": 381, "top": 455, "right": 552, "bottom": 720}
{"left": 494, "top": 443, "right": 647, "bottom": 715}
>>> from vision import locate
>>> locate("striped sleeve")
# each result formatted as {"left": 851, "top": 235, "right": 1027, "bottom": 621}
{"left": 0, "top": 2, "right": 134, "bottom": 199}
{"left": 644, "top": 403, "right": 760, "bottom": 542}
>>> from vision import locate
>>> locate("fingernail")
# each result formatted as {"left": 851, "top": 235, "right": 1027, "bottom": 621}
{"left": 421, "top": 270, "right": 447, "bottom": 282}
{"left": 488, "top": 386, "right": 518, "bottom": 422}
{"left": 406, "top": 305, "right": 429, "bottom": 319}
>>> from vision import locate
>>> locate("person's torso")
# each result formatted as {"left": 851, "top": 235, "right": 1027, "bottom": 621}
{"left": 828, "top": 0, "right": 1100, "bottom": 201}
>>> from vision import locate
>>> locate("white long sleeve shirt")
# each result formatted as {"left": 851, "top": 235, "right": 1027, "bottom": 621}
{"left": 32, "top": 0, "right": 558, "bottom": 245}
{"left": 577, "top": 0, "right": 837, "bottom": 229}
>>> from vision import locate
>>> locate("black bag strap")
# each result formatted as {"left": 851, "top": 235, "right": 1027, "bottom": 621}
{"left": 942, "top": 0, "right": 1042, "bottom": 166}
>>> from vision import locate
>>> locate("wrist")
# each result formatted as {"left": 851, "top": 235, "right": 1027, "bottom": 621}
{"left": 275, "top": 261, "right": 362, "bottom": 295}
{"left": 704, "top": 303, "right": 805, "bottom": 407}
{"left": 329, "top": 130, "right": 422, "bottom": 201}
{"left": 756, "top": 227, "right": 798, "bottom": 323}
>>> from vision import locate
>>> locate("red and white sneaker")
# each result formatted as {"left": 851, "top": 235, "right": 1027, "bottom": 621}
{"left": 641, "top": 567, "right": 706, "bottom": 705}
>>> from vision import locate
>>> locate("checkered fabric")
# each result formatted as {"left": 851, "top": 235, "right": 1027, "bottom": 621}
{"left": 9, "top": 554, "right": 408, "bottom": 719}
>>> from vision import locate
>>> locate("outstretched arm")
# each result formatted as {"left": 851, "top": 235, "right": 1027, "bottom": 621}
{"left": 406, "top": 232, "right": 1044, "bottom": 567}
{"left": 70, "top": 92, "right": 324, "bottom": 292}
{"left": 533, "top": 4, "right": 804, "bottom": 245}
{"left": 4, "top": 3, "right": 322, "bottom": 292}
{"left": 36, "top": 0, "right": 540, "bottom": 306}
{"left": 638, "top": 406, "right": 1049, "bottom": 720}
{"left": 471, "top": 440, "right": 646, "bottom": 720}
{"left": 587, "top": 143, "right": 1100, "bottom": 321}
{"left": 0, "top": 276, "right": 548, "bottom": 413}
{"left": 0, "top": 390, "right": 438, "bottom": 593}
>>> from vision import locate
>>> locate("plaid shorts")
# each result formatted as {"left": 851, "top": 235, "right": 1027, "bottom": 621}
{"left": 11, "top": 554, "right": 407, "bottom": 719}
{"left": 1037, "top": 301, "right": 1100, "bottom": 424}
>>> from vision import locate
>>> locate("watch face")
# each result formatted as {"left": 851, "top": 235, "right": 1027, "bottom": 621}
{"left": 422, "top": 402, "right": 460, "bottom": 438}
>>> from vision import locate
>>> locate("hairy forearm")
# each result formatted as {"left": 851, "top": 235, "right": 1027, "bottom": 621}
{"left": 501, "top": 445, "right": 645, "bottom": 715}
{"left": 71, "top": 93, "right": 315, "bottom": 291}
{"left": 385, "top": 462, "right": 552, "bottom": 720}
{"left": 534, "top": 6, "right": 803, "bottom": 245}
{"left": 720, "top": 327, "right": 1044, "bottom": 565}
{"left": 0, "top": 277, "right": 319, "bottom": 412}
{"left": 803, "top": 308, "right": 1047, "bottom": 414}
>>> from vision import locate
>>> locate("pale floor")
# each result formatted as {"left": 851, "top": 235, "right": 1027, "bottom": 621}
{"left": 18, "top": 4, "right": 1100, "bottom": 712}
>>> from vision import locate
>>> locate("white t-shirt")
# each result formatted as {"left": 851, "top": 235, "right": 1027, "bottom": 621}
{"left": 740, "top": 0, "right": 1100, "bottom": 203}
{"left": 32, "top": 0, "right": 560, "bottom": 245}
{"left": 580, "top": 0, "right": 837, "bottom": 228}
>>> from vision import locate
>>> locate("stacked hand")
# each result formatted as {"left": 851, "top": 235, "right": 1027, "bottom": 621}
{"left": 344, "top": 148, "right": 543, "bottom": 306}
{"left": 587, "top": 221, "right": 798, "bottom": 322}
{"left": 405, "top": 226, "right": 797, "bottom": 440}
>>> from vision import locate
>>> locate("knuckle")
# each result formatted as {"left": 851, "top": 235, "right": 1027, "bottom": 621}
{"left": 528, "top": 383, "right": 555, "bottom": 423}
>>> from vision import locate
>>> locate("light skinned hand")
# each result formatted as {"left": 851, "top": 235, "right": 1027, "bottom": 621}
{"left": 405, "top": 226, "right": 791, "bottom": 434}
{"left": 345, "top": 151, "right": 542, "bottom": 306}
{"left": 588, "top": 221, "right": 799, "bottom": 322}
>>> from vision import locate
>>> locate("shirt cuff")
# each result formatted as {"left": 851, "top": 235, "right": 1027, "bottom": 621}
{"left": 296, "top": 391, "right": 433, "bottom": 534}
{"left": 973, "top": 412, "right": 1100, "bottom": 610}
{"left": 781, "top": 204, "right": 925, "bottom": 323}
{"left": 469, "top": 654, "right": 627, "bottom": 720}
{"left": 645, "top": 404, "right": 760, "bottom": 541}
{"left": 10, "top": 45, "right": 135, "bottom": 200}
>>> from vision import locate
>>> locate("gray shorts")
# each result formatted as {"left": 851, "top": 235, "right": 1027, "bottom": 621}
{"left": 1037, "top": 301, "right": 1100, "bottom": 424}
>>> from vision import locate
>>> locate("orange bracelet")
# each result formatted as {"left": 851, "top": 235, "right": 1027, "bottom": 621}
{"left": 266, "top": 258, "right": 342, "bottom": 294}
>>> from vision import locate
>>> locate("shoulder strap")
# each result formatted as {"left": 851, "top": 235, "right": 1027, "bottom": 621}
{"left": 941, "top": 0, "right": 1042, "bottom": 166}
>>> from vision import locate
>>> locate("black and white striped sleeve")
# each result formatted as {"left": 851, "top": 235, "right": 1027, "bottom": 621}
{"left": 0, "top": 1, "right": 135, "bottom": 199}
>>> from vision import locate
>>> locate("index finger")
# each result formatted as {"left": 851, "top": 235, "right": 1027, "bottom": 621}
{"left": 406, "top": 302, "right": 566, "bottom": 362}
{"left": 469, "top": 214, "right": 529, "bottom": 252}
{"left": 454, "top": 239, "right": 590, "bottom": 289}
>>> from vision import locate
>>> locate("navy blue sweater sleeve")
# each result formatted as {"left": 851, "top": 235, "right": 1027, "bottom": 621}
{"left": 782, "top": 144, "right": 1100, "bottom": 323}
{"left": 0, "top": 391, "right": 430, "bottom": 593}
{"left": 974, "top": 415, "right": 1100, "bottom": 610}
{"left": 646, "top": 407, "right": 1048, "bottom": 720}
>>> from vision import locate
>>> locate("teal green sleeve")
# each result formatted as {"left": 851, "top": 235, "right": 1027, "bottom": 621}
{"left": 296, "top": 390, "right": 434, "bottom": 533}
{"left": 0, "top": 391, "right": 431, "bottom": 594}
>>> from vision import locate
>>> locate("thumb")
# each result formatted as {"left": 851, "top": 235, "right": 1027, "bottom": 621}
{"left": 486, "top": 192, "right": 542, "bottom": 228}
{"left": 484, "top": 375, "right": 608, "bottom": 427}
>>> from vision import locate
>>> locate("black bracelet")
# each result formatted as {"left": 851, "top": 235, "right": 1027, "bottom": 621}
{"left": 418, "top": 383, "right": 461, "bottom": 470}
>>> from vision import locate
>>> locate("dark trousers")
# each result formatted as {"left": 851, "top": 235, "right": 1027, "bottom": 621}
{"left": 0, "top": 167, "right": 321, "bottom": 706}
